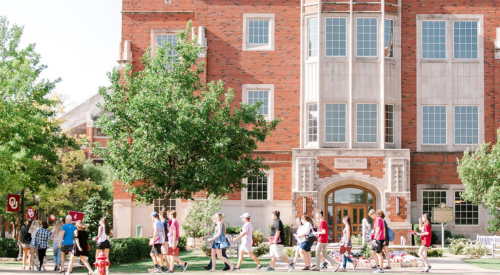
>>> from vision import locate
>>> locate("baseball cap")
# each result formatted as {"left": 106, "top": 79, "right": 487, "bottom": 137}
{"left": 150, "top": 211, "right": 158, "bottom": 217}
{"left": 65, "top": 215, "right": 72, "bottom": 221}
{"left": 240, "top": 213, "right": 251, "bottom": 218}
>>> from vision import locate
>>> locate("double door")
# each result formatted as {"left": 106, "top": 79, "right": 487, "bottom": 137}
{"left": 330, "top": 205, "right": 372, "bottom": 242}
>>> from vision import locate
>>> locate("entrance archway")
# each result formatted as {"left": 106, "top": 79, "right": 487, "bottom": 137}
{"left": 325, "top": 186, "right": 376, "bottom": 242}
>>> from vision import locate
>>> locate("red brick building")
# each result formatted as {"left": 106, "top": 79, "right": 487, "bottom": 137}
{"left": 104, "top": 0, "right": 499, "bottom": 241}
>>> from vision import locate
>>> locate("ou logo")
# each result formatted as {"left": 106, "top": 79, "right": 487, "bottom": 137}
{"left": 8, "top": 197, "right": 18, "bottom": 210}
{"left": 27, "top": 208, "right": 35, "bottom": 218}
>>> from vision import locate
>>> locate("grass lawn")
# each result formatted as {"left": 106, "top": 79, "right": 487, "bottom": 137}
{"left": 462, "top": 258, "right": 500, "bottom": 270}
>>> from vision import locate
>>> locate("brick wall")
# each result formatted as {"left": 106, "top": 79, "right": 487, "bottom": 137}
{"left": 294, "top": 195, "right": 314, "bottom": 218}
{"left": 387, "top": 196, "right": 407, "bottom": 222}
{"left": 317, "top": 156, "right": 386, "bottom": 179}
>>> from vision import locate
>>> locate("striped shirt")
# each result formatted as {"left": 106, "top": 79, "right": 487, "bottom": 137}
{"left": 34, "top": 228, "right": 51, "bottom": 249}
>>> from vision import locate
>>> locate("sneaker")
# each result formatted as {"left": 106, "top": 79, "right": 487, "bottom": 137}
{"left": 183, "top": 263, "right": 189, "bottom": 272}
{"left": 153, "top": 268, "right": 163, "bottom": 274}
{"left": 311, "top": 265, "right": 316, "bottom": 269}
{"left": 265, "top": 267, "right": 275, "bottom": 272}
{"left": 54, "top": 266, "right": 58, "bottom": 272}
{"left": 222, "top": 267, "right": 230, "bottom": 271}
{"left": 321, "top": 262, "right": 328, "bottom": 269}
{"left": 233, "top": 267, "right": 241, "bottom": 271}
{"left": 301, "top": 266, "right": 310, "bottom": 271}
{"left": 287, "top": 263, "right": 295, "bottom": 272}
{"left": 255, "top": 265, "right": 263, "bottom": 270}
{"left": 174, "top": 265, "right": 182, "bottom": 270}
{"left": 333, "top": 264, "right": 341, "bottom": 272}
{"left": 164, "top": 270, "right": 174, "bottom": 274}
{"left": 149, "top": 267, "right": 158, "bottom": 273}
{"left": 373, "top": 269, "right": 384, "bottom": 273}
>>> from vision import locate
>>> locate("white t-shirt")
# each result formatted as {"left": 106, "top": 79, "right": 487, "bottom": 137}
{"left": 296, "top": 222, "right": 313, "bottom": 243}
{"left": 241, "top": 222, "right": 253, "bottom": 246}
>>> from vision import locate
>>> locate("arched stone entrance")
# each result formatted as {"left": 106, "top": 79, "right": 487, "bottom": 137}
{"left": 324, "top": 186, "right": 376, "bottom": 242}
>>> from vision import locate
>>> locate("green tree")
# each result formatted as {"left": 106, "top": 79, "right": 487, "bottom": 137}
{"left": 94, "top": 22, "right": 279, "bottom": 208}
{"left": 182, "top": 195, "right": 226, "bottom": 244}
{"left": 83, "top": 196, "right": 112, "bottom": 238}
{"left": 457, "top": 129, "right": 500, "bottom": 233}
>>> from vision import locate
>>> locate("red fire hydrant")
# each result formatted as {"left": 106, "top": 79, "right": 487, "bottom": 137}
{"left": 94, "top": 252, "right": 110, "bottom": 275}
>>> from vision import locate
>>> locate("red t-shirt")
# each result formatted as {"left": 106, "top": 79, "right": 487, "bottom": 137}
{"left": 421, "top": 223, "right": 431, "bottom": 247}
{"left": 374, "top": 217, "right": 385, "bottom": 240}
{"left": 318, "top": 220, "right": 329, "bottom": 243}
{"left": 168, "top": 220, "right": 179, "bottom": 241}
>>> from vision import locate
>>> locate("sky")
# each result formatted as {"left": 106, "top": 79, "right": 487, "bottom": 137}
{"left": 0, "top": 0, "right": 122, "bottom": 111}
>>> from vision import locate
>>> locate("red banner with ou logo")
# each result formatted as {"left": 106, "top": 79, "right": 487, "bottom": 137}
{"left": 69, "top": 211, "right": 84, "bottom": 222}
{"left": 7, "top": 194, "right": 20, "bottom": 212}
{"left": 26, "top": 207, "right": 35, "bottom": 219}
{"left": 49, "top": 214, "right": 56, "bottom": 221}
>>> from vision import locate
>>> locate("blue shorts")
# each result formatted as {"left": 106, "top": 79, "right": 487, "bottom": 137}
{"left": 299, "top": 241, "right": 313, "bottom": 252}
{"left": 212, "top": 243, "right": 221, "bottom": 249}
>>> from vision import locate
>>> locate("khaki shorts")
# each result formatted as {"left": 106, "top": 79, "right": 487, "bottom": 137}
{"left": 161, "top": 244, "right": 168, "bottom": 255}
{"left": 239, "top": 244, "right": 253, "bottom": 253}
{"left": 270, "top": 244, "right": 284, "bottom": 258}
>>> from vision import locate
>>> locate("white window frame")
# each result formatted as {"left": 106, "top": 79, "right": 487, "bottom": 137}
{"left": 243, "top": 170, "right": 273, "bottom": 202}
{"left": 385, "top": 104, "right": 394, "bottom": 144}
{"left": 243, "top": 14, "right": 275, "bottom": 51}
{"left": 384, "top": 18, "right": 394, "bottom": 58}
{"left": 422, "top": 190, "right": 447, "bottom": 224}
{"left": 422, "top": 105, "right": 447, "bottom": 145}
{"left": 325, "top": 17, "right": 348, "bottom": 57}
{"left": 454, "top": 191, "right": 479, "bottom": 226}
{"left": 453, "top": 105, "right": 479, "bottom": 145}
{"left": 307, "top": 103, "right": 319, "bottom": 144}
{"left": 153, "top": 197, "right": 177, "bottom": 213}
{"left": 356, "top": 17, "right": 378, "bottom": 57}
{"left": 356, "top": 103, "right": 378, "bottom": 143}
{"left": 453, "top": 20, "right": 479, "bottom": 60}
{"left": 421, "top": 20, "right": 447, "bottom": 59}
{"left": 242, "top": 84, "right": 274, "bottom": 121}
{"left": 308, "top": 17, "right": 319, "bottom": 58}
{"left": 151, "top": 29, "right": 181, "bottom": 58}
{"left": 324, "top": 103, "right": 347, "bottom": 143}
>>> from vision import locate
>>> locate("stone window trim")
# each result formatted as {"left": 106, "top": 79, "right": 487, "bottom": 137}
{"left": 454, "top": 190, "right": 479, "bottom": 226}
{"left": 416, "top": 14, "right": 484, "bottom": 63}
{"left": 242, "top": 13, "right": 275, "bottom": 51}
{"left": 242, "top": 169, "right": 274, "bottom": 204}
{"left": 242, "top": 84, "right": 274, "bottom": 121}
{"left": 150, "top": 29, "right": 182, "bottom": 57}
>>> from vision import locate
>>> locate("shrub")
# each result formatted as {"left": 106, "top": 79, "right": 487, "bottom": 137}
{"left": 361, "top": 244, "right": 371, "bottom": 259}
{"left": 284, "top": 247, "right": 295, "bottom": 257}
{"left": 268, "top": 224, "right": 291, "bottom": 246}
{"left": 449, "top": 238, "right": 469, "bottom": 255}
{"left": 444, "top": 230, "right": 453, "bottom": 244}
{"left": 252, "top": 229, "right": 264, "bottom": 246}
{"left": 431, "top": 231, "right": 440, "bottom": 245}
{"left": 0, "top": 238, "right": 18, "bottom": 258}
{"left": 427, "top": 249, "right": 443, "bottom": 257}
{"left": 226, "top": 226, "right": 242, "bottom": 235}
{"left": 200, "top": 242, "right": 211, "bottom": 256}
{"left": 87, "top": 237, "right": 151, "bottom": 265}
{"left": 178, "top": 235, "right": 187, "bottom": 252}
{"left": 412, "top": 224, "right": 421, "bottom": 246}
{"left": 351, "top": 234, "right": 363, "bottom": 246}
{"left": 454, "top": 233, "right": 467, "bottom": 239}
{"left": 253, "top": 242, "right": 270, "bottom": 258}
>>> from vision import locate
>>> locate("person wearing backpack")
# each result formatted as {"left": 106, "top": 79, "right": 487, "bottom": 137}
{"left": 18, "top": 219, "right": 33, "bottom": 270}
{"left": 377, "top": 210, "right": 392, "bottom": 270}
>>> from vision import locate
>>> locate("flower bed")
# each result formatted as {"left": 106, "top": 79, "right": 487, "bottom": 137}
{"left": 328, "top": 249, "right": 424, "bottom": 268}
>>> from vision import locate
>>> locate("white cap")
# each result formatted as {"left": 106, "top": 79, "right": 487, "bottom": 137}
{"left": 240, "top": 213, "right": 251, "bottom": 218}
{"left": 65, "top": 215, "right": 72, "bottom": 221}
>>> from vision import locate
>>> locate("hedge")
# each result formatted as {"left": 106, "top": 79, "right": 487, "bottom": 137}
{"left": 0, "top": 238, "right": 18, "bottom": 258}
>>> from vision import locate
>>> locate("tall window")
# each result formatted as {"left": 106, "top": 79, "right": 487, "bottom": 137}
{"left": 153, "top": 198, "right": 176, "bottom": 213}
{"left": 423, "top": 190, "right": 447, "bottom": 221}
{"left": 308, "top": 18, "right": 319, "bottom": 57}
{"left": 422, "top": 106, "right": 446, "bottom": 144}
{"left": 454, "top": 106, "right": 478, "bottom": 145}
{"left": 384, "top": 19, "right": 394, "bottom": 58}
{"left": 385, "top": 104, "right": 394, "bottom": 143}
{"left": 308, "top": 104, "right": 318, "bottom": 143}
{"left": 326, "top": 18, "right": 347, "bottom": 57}
{"left": 248, "top": 90, "right": 269, "bottom": 115}
{"left": 422, "top": 21, "right": 446, "bottom": 59}
{"left": 356, "top": 18, "right": 378, "bottom": 57}
{"left": 325, "top": 104, "right": 346, "bottom": 143}
{"left": 156, "top": 34, "right": 177, "bottom": 62}
{"left": 455, "top": 191, "right": 479, "bottom": 225}
{"left": 247, "top": 176, "right": 268, "bottom": 200}
{"left": 454, "top": 21, "right": 478, "bottom": 59}
{"left": 356, "top": 104, "right": 377, "bottom": 143}
{"left": 248, "top": 19, "right": 269, "bottom": 45}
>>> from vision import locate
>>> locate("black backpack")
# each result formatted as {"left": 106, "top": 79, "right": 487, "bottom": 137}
{"left": 22, "top": 227, "right": 32, "bottom": 243}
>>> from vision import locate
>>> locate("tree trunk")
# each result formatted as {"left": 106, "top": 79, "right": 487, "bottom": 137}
{"left": 162, "top": 191, "right": 171, "bottom": 211}
{"left": 0, "top": 216, "right": 5, "bottom": 238}
{"left": 20, "top": 189, "right": 25, "bottom": 224}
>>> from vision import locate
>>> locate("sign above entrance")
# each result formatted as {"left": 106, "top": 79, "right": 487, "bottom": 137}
{"left": 334, "top": 158, "right": 367, "bottom": 169}
{"left": 431, "top": 203, "right": 454, "bottom": 223}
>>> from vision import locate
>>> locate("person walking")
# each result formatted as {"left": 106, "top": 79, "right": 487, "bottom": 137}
{"left": 202, "top": 215, "right": 230, "bottom": 271}
{"left": 166, "top": 210, "right": 188, "bottom": 273}
{"left": 369, "top": 209, "right": 385, "bottom": 274}
{"left": 417, "top": 213, "right": 432, "bottom": 272}
{"left": 268, "top": 210, "right": 294, "bottom": 272}
{"left": 29, "top": 220, "right": 40, "bottom": 271}
{"left": 311, "top": 210, "right": 338, "bottom": 271}
{"left": 232, "top": 213, "right": 262, "bottom": 271}
{"left": 34, "top": 221, "right": 51, "bottom": 272}
{"left": 294, "top": 214, "right": 314, "bottom": 270}
{"left": 377, "top": 210, "right": 392, "bottom": 270}
{"left": 159, "top": 211, "right": 171, "bottom": 272}
{"left": 207, "top": 213, "right": 235, "bottom": 272}
{"left": 66, "top": 221, "right": 93, "bottom": 275}
{"left": 333, "top": 216, "right": 357, "bottom": 272}
{"left": 51, "top": 220, "right": 63, "bottom": 272}
{"left": 59, "top": 215, "right": 76, "bottom": 274}
{"left": 95, "top": 217, "right": 111, "bottom": 275}
{"left": 149, "top": 211, "right": 165, "bottom": 274}
{"left": 18, "top": 219, "right": 33, "bottom": 270}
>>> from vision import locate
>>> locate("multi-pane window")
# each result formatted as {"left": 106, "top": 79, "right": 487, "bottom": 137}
{"left": 308, "top": 104, "right": 318, "bottom": 143}
{"left": 308, "top": 18, "right": 319, "bottom": 57}
{"left": 325, "top": 104, "right": 346, "bottom": 143}
{"left": 384, "top": 19, "right": 394, "bottom": 58}
{"left": 385, "top": 105, "right": 394, "bottom": 143}
{"left": 248, "top": 90, "right": 269, "bottom": 115}
{"left": 454, "top": 191, "right": 479, "bottom": 225}
{"left": 248, "top": 20, "right": 270, "bottom": 44}
{"left": 153, "top": 197, "right": 176, "bottom": 213}
{"left": 454, "top": 21, "right": 478, "bottom": 59}
{"left": 247, "top": 176, "right": 268, "bottom": 200}
{"left": 156, "top": 34, "right": 177, "bottom": 61}
{"left": 454, "top": 106, "right": 478, "bottom": 145}
{"left": 326, "top": 17, "right": 347, "bottom": 57}
{"left": 422, "top": 106, "right": 446, "bottom": 144}
{"left": 356, "top": 18, "right": 378, "bottom": 57}
{"left": 422, "top": 21, "right": 446, "bottom": 59}
{"left": 422, "top": 190, "right": 447, "bottom": 221}
{"left": 356, "top": 104, "right": 377, "bottom": 143}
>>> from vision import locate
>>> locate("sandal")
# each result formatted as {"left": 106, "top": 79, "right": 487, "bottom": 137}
{"left": 230, "top": 265, "right": 235, "bottom": 271}
{"left": 209, "top": 270, "right": 216, "bottom": 272}
{"left": 332, "top": 264, "right": 340, "bottom": 272}
{"left": 384, "top": 266, "right": 392, "bottom": 269}
{"left": 352, "top": 262, "right": 357, "bottom": 270}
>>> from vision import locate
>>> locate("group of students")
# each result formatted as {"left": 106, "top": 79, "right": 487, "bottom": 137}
{"left": 201, "top": 209, "right": 433, "bottom": 273}
{"left": 17, "top": 215, "right": 111, "bottom": 275}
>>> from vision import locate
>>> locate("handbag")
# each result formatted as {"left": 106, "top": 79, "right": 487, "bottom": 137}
{"left": 269, "top": 235, "right": 281, "bottom": 244}
{"left": 167, "top": 247, "right": 179, "bottom": 256}
{"left": 339, "top": 245, "right": 352, "bottom": 255}
{"left": 305, "top": 230, "right": 317, "bottom": 244}
{"left": 220, "top": 240, "right": 230, "bottom": 249}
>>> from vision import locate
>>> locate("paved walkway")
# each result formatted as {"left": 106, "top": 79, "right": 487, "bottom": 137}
{"left": 0, "top": 254, "right": 497, "bottom": 274}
